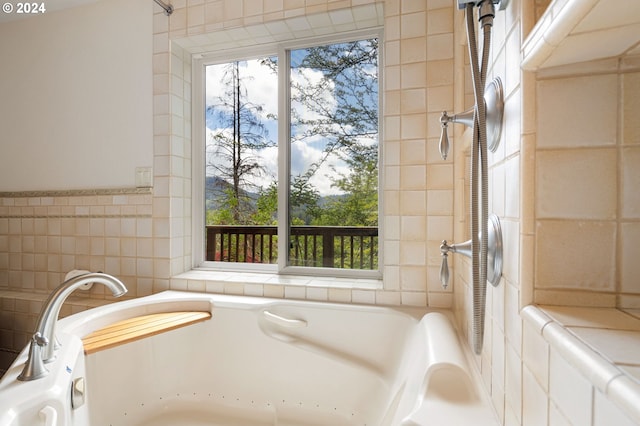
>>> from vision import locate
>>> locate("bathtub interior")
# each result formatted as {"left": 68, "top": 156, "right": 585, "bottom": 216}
{"left": 0, "top": 292, "right": 499, "bottom": 426}
{"left": 85, "top": 301, "right": 416, "bottom": 425}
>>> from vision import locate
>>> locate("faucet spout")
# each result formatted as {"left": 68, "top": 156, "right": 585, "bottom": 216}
{"left": 17, "top": 272, "right": 127, "bottom": 381}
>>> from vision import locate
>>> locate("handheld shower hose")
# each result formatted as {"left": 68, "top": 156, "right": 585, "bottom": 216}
{"left": 437, "top": 0, "right": 505, "bottom": 355}
{"left": 467, "top": 1, "right": 494, "bottom": 355}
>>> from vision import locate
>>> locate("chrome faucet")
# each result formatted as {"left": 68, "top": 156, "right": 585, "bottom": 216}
{"left": 17, "top": 272, "right": 127, "bottom": 381}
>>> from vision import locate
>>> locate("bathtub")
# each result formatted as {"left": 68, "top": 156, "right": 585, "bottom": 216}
{"left": 0, "top": 291, "right": 498, "bottom": 425}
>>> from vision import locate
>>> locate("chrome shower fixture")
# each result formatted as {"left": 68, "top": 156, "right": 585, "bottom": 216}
{"left": 438, "top": 77, "right": 504, "bottom": 160}
{"left": 457, "top": 0, "right": 509, "bottom": 11}
{"left": 453, "top": 0, "right": 508, "bottom": 356}
{"left": 153, "top": 0, "right": 173, "bottom": 15}
{"left": 439, "top": 214, "right": 503, "bottom": 289}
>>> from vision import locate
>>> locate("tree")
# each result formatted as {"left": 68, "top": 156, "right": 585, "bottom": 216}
{"left": 291, "top": 41, "right": 377, "bottom": 161}
{"left": 313, "top": 144, "right": 378, "bottom": 227}
{"left": 251, "top": 182, "right": 278, "bottom": 225}
{"left": 286, "top": 38, "right": 379, "bottom": 225}
{"left": 206, "top": 60, "right": 277, "bottom": 224}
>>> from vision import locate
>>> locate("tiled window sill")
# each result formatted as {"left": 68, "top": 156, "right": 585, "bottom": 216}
{"left": 167, "top": 269, "right": 430, "bottom": 309}
{"left": 172, "top": 269, "right": 383, "bottom": 291}
{"left": 169, "top": 269, "right": 390, "bottom": 305}
{"left": 522, "top": 304, "right": 640, "bottom": 424}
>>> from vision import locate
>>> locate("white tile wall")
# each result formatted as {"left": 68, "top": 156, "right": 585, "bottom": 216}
{"left": 549, "top": 347, "right": 593, "bottom": 425}
{"left": 536, "top": 148, "right": 617, "bottom": 220}
{"left": 593, "top": 389, "right": 637, "bottom": 426}
{"left": 534, "top": 65, "right": 640, "bottom": 304}
{"left": 537, "top": 74, "right": 618, "bottom": 148}
{"left": 523, "top": 364, "right": 548, "bottom": 426}
{"left": 146, "top": 0, "right": 457, "bottom": 307}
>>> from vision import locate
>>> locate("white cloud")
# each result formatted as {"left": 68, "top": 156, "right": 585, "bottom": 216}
{"left": 291, "top": 139, "right": 349, "bottom": 196}
{"left": 204, "top": 56, "right": 362, "bottom": 197}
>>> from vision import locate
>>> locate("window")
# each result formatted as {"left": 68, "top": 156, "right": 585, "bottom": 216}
{"left": 195, "top": 31, "right": 381, "bottom": 276}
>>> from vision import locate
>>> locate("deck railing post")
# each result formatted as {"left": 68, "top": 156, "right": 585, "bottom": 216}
{"left": 322, "top": 228, "right": 334, "bottom": 268}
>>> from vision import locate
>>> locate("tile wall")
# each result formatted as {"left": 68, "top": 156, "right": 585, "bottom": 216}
{"left": 450, "top": 0, "right": 529, "bottom": 423}
{"left": 448, "top": 0, "right": 640, "bottom": 421}
{"left": 0, "top": 0, "right": 458, "bottom": 369}
{"left": 0, "top": 189, "right": 157, "bottom": 354}
{"left": 534, "top": 62, "right": 640, "bottom": 308}
{"left": 153, "top": 0, "right": 457, "bottom": 307}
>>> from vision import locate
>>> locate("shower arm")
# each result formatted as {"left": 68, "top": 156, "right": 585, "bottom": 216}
{"left": 153, "top": 0, "right": 173, "bottom": 16}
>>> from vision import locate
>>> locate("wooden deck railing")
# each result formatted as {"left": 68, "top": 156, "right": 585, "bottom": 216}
{"left": 206, "top": 225, "right": 378, "bottom": 269}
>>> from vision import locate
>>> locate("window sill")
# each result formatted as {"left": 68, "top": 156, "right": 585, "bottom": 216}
{"left": 171, "top": 268, "right": 383, "bottom": 294}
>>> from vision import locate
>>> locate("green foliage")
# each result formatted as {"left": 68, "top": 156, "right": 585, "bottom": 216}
{"left": 252, "top": 183, "right": 278, "bottom": 225}
{"left": 289, "top": 174, "right": 321, "bottom": 225}
{"left": 313, "top": 146, "right": 378, "bottom": 227}
{"left": 206, "top": 188, "right": 239, "bottom": 225}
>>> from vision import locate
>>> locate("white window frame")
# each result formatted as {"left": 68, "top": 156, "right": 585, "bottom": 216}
{"left": 192, "top": 28, "right": 383, "bottom": 279}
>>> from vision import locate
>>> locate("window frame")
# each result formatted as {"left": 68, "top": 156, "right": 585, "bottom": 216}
{"left": 192, "top": 28, "right": 384, "bottom": 279}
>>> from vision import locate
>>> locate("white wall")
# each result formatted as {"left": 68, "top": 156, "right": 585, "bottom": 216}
{"left": 0, "top": 0, "right": 153, "bottom": 191}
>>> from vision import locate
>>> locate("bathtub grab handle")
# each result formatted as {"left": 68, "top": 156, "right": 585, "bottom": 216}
{"left": 39, "top": 406, "right": 57, "bottom": 426}
{"left": 263, "top": 311, "right": 307, "bottom": 328}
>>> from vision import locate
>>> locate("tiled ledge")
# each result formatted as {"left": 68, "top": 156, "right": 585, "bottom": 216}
{"left": 173, "top": 269, "right": 382, "bottom": 289}
{"left": 522, "top": 305, "right": 640, "bottom": 424}
{"left": 167, "top": 269, "right": 423, "bottom": 306}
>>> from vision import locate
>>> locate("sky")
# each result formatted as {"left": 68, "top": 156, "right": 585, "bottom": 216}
{"left": 204, "top": 43, "right": 377, "bottom": 197}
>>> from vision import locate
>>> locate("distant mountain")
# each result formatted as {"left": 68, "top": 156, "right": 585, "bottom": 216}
{"left": 205, "top": 176, "right": 260, "bottom": 210}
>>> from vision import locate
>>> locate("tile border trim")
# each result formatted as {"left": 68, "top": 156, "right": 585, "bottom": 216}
{"left": 522, "top": 305, "right": 640, "bottom": 424}
{"left": 0, "top": 187, "right": 152, "bottom": 199}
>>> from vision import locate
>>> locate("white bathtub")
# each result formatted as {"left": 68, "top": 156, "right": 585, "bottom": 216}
{"left": 0, "top": 291, "right": 498, "bottom": 425}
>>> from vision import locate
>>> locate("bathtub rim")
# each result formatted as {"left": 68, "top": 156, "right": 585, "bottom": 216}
{"left": 58, "top": 290, "right": 443, "bottom": 338}
{"left": 0, "top": 290, "right": 437, "bottom": 402}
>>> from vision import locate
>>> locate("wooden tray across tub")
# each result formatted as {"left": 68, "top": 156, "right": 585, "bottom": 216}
{"left": 82, "top": 311, "right": 212, "bottom": 355}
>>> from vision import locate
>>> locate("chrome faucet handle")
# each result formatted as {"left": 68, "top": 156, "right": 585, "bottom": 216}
{"left": 436, "top": 78, "right": 504, "bottom": 159}
{"left": 437, "top": 214, "right": 504, "bottom": 291}
{"left": 440, "top": 240, "right": 450, "bottom": 289}
{"left": 33, "top": 332, "right": 49, "bottom": 347}
{"left": 439, "top": 112, "right": 450, "bottom": 160}
{"left": 439, "top": 239, "right": 472, "bottom": 289}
